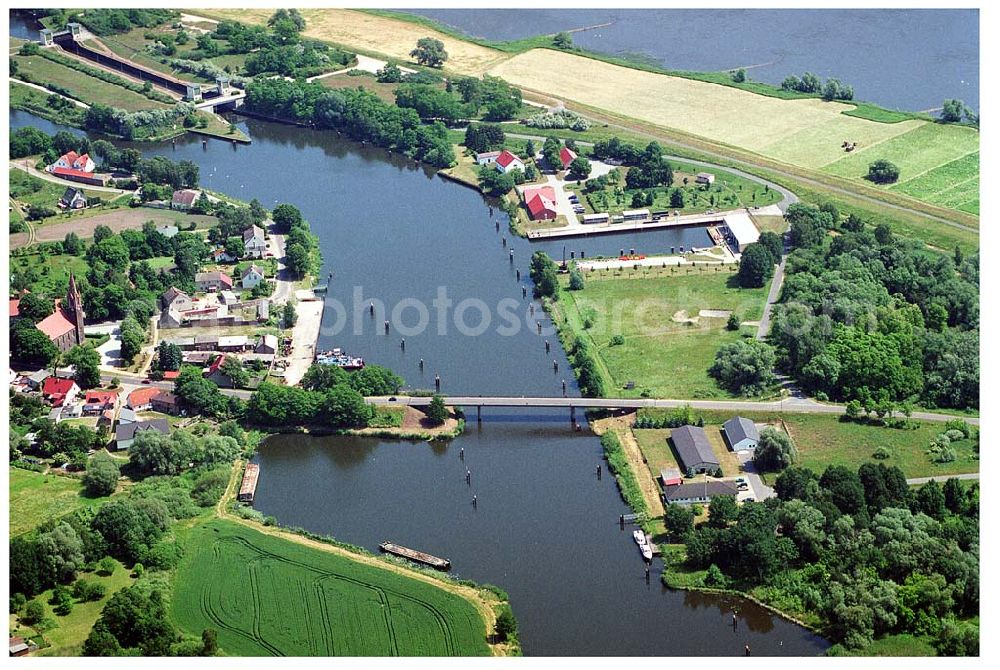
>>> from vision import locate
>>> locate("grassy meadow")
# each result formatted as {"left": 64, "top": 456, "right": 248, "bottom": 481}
{"left": 171, "top": 519, "right": 490, "bottom": 656}
{"left": 9, "top": 468, "right": 113, "bottom": 537}
{"left": 557, "top": 271, "right": 768, "bottom": 398}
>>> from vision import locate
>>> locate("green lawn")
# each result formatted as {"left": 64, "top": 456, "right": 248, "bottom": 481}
{"left": 9, "top": 468, "right": 112, "bottom": 537}
{"left": 10, "top": 559, "right": 134, "bottom": 657}
{"left": 10, "top": 252, "right": 90, "bottom": 297}
{"left": 93, "top": 28, "right": 217, "bottom": 83}
{"left": 890, "top": 152, "right": 979, "bottom": 215}
{"left": 10, "top": 169, "right": 110, "bottom": 210}
{"left": 828, "top": 633, "right": 938, "bottom": 657}
{"left": 558, "top": 272, "right": 769, "bottom": 398}
{"left": 638, "top": 409, "right": 979, "bottom": 480}
{"left": 10, "top": 81, "right": 86, "bottom": 128}
{"left": 12, "top": 54, "right": 172, "bottom": 112}
{"left": 171, "top": 519, "right": 490, "bottom": 656}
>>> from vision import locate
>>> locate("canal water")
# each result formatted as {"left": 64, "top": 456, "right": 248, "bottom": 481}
{"left": 8, "top": 109, "right": 828, "bottom": 655}
{"left": 401, "top": 8, "right": 979, "bottom": 113}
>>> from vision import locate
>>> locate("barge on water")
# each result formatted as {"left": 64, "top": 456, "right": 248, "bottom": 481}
{"left": 379, "top": 542, "right": 451, "bottom": 570}
{"left": 315, "top": 348, "right": 365, "bottom": 370}
{"left": 238, "top": 463, "right": 260, "bottom": 504}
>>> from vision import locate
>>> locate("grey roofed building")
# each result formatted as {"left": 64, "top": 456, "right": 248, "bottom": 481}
{"left": 118, "top": 407, "right": 138, "bottom": 425}
{"left": 663, "top": 481, "right": 738, "bottom": 505}
{"left": 114, "top": 418, "right": 170, "bottom": 450}
{"left": 723, "top": 416, "right": 759, "bottom": 451}
{"left": 670, "top": 425, "right": 720, "bottom": 473}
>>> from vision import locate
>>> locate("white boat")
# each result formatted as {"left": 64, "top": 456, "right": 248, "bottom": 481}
{"left": 641, "top": 544, "right": 653, "bottom": 561}
{"left": 632, "top": 530, "right": 646, "bottom": 546}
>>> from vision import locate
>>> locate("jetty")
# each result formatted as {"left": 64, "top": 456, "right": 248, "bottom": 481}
{"left": 379, "top": 542, "right": 451, "bottom": 570}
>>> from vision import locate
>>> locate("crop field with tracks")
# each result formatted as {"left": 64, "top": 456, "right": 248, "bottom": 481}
{"left": 890, "top": 151, "right": 980, "bottom": 215}
{"left": 171, "top": 520, "right": 489, "bottom": 656}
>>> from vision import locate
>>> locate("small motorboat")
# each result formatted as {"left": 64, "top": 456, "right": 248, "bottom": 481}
{"left": 633, "top": 530, "right": 646, "bottom": 546}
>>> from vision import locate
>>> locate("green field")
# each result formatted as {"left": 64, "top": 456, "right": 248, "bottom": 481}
{"left": 11, "top": 252, "right": 90, "bottom": 296}
{"left": 10, "top": 169, "right": 110, "bottom": 210}
{"left": 10, "top": 81, "right": 86, "bottom": 128}
{"left": 12, "top": 54, "right": 172, "bottom": 112}
{"left": 558, "top": 272, "right": 769, "bottom": 398}
{"left": 171, "top": 520, "right": 490, "bottom": 656}
{"left": 891, "top": 152, "right": 979, "bottom": 215}
{"left": 9, "top": 468, "right": 112, "bottom": 537}
{"left": 637, "top": 409, "right": 979, "bottom": 480}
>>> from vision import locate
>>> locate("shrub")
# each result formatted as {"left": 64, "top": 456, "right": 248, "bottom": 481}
{"left": 873, "top": 446, "right": 892, "bottom": 460}
{"left": 944, "top": 429, "right": 966, "bottom": 442}
{"left": 609, "top": 334, "right": 625, "bottom": 346}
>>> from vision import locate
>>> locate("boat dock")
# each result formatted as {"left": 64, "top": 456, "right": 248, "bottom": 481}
{"left": 379, "top": 542, "right": 451, "bottom": 570}
{"left": 238, "top": 463, "right": 260, "bottom": 504}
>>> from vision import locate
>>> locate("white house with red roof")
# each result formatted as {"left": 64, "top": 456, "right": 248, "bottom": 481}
{"left": 494, "top": 149, "right": 526, "bottom": 175}
{"left": 50, "top": 151, "right": 95, "bottom": 174}
{"left": 521, "top": 185, "right": 558, "bottom": 221}
{"left": 559, "top": 146, "right": 578, "bottom": 170}
{"left": 171, "top": 189, "right": 202, "bottom": 211}
{"left": 42, "top": 377, "right": 80, "bottom": 407}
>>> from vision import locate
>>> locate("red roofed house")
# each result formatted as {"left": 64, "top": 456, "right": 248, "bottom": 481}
{"left": 83, "top": 390, "right": 119, "bottom": 415}
{"left": 35, "top": 274, "right": 86, "bottom": 352}
{"left": 494, "top": 149, "right": 525, "bottom": 175}
{"left": 127, "top": 387, "right": 161, "bottom": 411}
{"left": 162, "top": 370, "right": 181, "bottom": 381}
{"left": 51, "top": 151, "right": 96, "bottom": 173}
{"left": 522, "top": 185, "right": 558, "bottom": 221}
{"left": 195, "top": 272, "right": 233, "bottom": 292}
{"left": 171, "top": 189, "right": 202, "bottom": 211}
{"left": 43, "top": 376, "right": 80, "bottom": 407}
{"left": 9, "top": 297, "right": 21, "bottom": 323}
{"left": 559, "top": 146, "right": 578, "bottom": 170}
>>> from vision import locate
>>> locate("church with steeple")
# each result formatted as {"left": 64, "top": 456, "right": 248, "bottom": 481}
{"left": 34, "top": 273, "right": 86, "bottom": 351}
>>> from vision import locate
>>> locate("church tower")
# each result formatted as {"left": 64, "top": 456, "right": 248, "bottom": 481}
{"left": 66, "top": 273, "right": 86, "bottom": 346}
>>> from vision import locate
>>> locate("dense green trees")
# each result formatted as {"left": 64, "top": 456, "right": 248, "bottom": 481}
{"left": 83, "top": 453, "right": 121, "bottom": 497}
{"left": 84, "top": 585, "right": 179, "bottom": 656}
{"left": 426, "top": 394, "right": 448, "bottom": 425}
{"left": 867, "top": 159, "right": 901, "bottom": 184}
{"left": 736, "top": 243, "right": 775, "bottom": 288}
{"left": 464, "top": 123, "right": 506, "bottom": 153}
{"left": 751, "top": 426, "right": 798, "bottom": 471}
{"left": 708, "top": 339, "right": 776, "bottom": 396}
{"left": 10, "top": 319, "right": 58, "bottom": 367}
{"left": 16, "top": 292, "right": 54, "bottom": 322}
{"left": 410, "top": 37, "right": 448, "bottom": 68}
{"left": 941, "top": 99, "right": 971, "bottom": 123}
{"left": 66, "top": 345, "right": 101, "bottom": 389}
{"left": 568, "top": 156, "right": 592, "bottom": 181}
{"left": 396, "top": 84, "right": 467, "bottom": 122}
{"left": 529, "top": 251, "right": 560, "bottom": 300}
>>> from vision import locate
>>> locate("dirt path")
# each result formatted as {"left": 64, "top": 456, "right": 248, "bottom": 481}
{"left": 216, "top": 460, "right": 507, "bottom": 655}
{"left": 591, "top": 413, "right": 665, "bottom": 517}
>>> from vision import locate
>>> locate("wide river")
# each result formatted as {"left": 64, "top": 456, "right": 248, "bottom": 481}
{"left": 10, "top": 109, "right": 828, "bottom": 656}
{"left": 403, "top": 8, "right": 979, "bottom": 113}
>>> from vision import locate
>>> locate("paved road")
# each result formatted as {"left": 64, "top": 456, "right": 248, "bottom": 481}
{"left": 370, "top": 395, "right": 978, "bottom": 425}
{"left": 906, "top": 473, "right": 979, "bottom": 486}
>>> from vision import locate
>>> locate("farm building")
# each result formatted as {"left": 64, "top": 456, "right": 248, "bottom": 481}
{"left": 114, "top": 418, "right": 169, "bottom": 450}
{"left": 475, "top": 150, "right": 501, "bottom": 165}
{"left": 171, "top": 189, "right": 202, "bottom": 211}
{"left": 660, "top": 468, "right": 683, "bottom": 487}
{"left": 669, "top": 425, "right": 720, "bottom": 474}
{"left": 238, "top": 463, "right": 260, "bottom": 503}
{"left": 195, "top": 272, "right": 234, "bottom": 292}
{"left": 663, "top": 481, "right": 738, "bottom": 506}
{"left": 522, "top": 185, "right": 558, "bottom": 220}
{"left": 495, "top": 149, "right": 525, "bottom": 174}
{"left": 695, "top": 172, "right": 716, "bottom": 185}
{"left": 118, "top": 407, "right": 138, "bottom": 425}
{"left": 721, "top": 212, "right": 761, "bottom": 253}
{"left": 256, "top": 334, "right": 278, "bottom": 355}
{"left": 723, "top": 416, "right": 759, "bottom": 451}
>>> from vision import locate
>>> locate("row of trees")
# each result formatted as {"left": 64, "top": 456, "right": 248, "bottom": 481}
{"left": 781, "top": 71, "right": 854, "bottom": 101}
{"left": 768, "top": 203, "right": 979, "bottom": 409}
{"left": 243, "top": 78, "right": 456, "bottom": 168}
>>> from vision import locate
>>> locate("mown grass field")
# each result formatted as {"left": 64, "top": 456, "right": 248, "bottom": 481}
{"left": 196, "top": 8, "right": 508, "bottom": 75}
{"left": 12, "top": 54, "right": 172, "bottom": 112}
{"left": 638, "top": 409, "right": 979, "bottom": 480}
{"left": 890, "top": 152, "right": 979, "bottom": 215}
{"left": 11, "top": 251, "right": 92, "bottom": 296}
{"left": 171, "top": 520, "right": 490, "bottom": 656}
{"left": 10, "top": 169, "right": 110, "bottom": 210}
{"left": 9, "top": 468, "right": 112, "bottom": 537}
{"left": 558, "top": 272, "right": 768, "bottom": 398}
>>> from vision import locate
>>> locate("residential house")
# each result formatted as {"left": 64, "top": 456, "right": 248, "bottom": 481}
{"left": 256, "top": 334, "right": 278, "bottom": 355}
{"left": 59, "top": 187, "right": 87, "bottom": 209}
{"left": 495, "top": 149, "right": 525, "bottom": 174}
{"left": 127, "top": 387, "right": 161, "bottom": 411}
{"left": 522, "top": 185, "right": 558, "bottom": 220}
{"left": 670, "top": 425, "right": 720, "bottom": 474}
{"left": 723, "top": 416, "right": 759, "bottom": 451}
{"left": 695, "top": 172, "right": 716, "bottom": 185}
{"left": 82, "top": 390, "right": 118, "bottom": 415}
{"left": 475, "top": 150, "right": 501, "bottom": 166}
{"left": 203, "top": 355, "right": 230, "bottom": 386}
{"left": 171, "top": 189, "right": 201, "bottom": 211}
{"left": 50, "top": 151, "right": 95, "bottom": 173}
{"left": 151, "top": 391, "right": 181, "bottom": 415}
{"left": 663, "top": 481, "right": 738, "bottom": 506}
{"left": 117, "top": 407, "right": 138, "bottom": 425}
{"left": 241, "top": 264, "right": 265, "bottom": 290}
{"left": 182, "top": 351, "right": 216, "bottom": 365}
{"left": 212, "top": 247, "right": 237, "bottom": 264}
{"left": 242, "top": 225, "right": 267, "bottom": 259}
{"left": 195, "top": 272, "right": 233, "bottom": 292}
{"left": 42, "top": 377, "right": 80, "bottom": 407}
{"left": 25, "top": 369, "right": 49, "bottom": 390}
{"left": 559, "top": 146, "right": 577, "bottom": 170}
{"left": 161, "top": 287, "right": 194, "bottom": 312}
{"left": 162, "top": 370, "right": 180, "bottom": 382}
{"left": 10, "top": 635, "right": 39, "bottom": 657}
{"left": 114, "top": 419, "right": 170, "bottom": 451}
{"left": 9, "top": 297, "right": 21, "bottom": 324}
